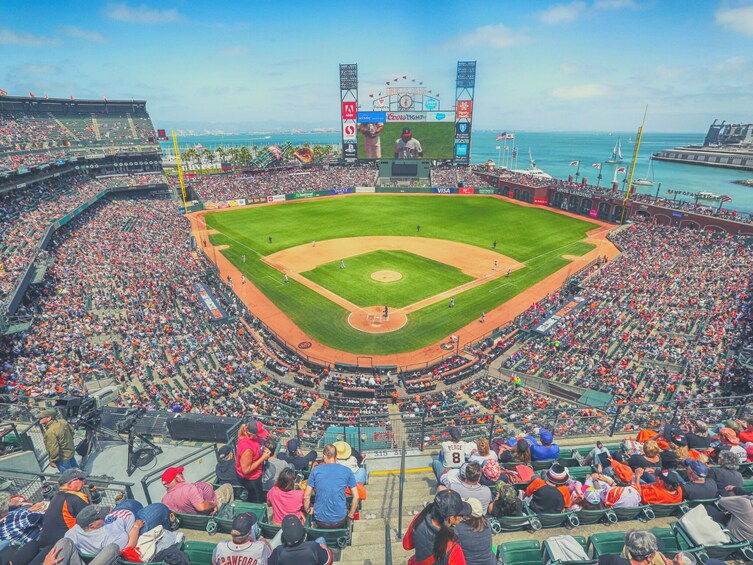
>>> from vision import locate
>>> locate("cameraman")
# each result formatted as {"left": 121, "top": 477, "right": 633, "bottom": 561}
{"left": 38, "top": 408, "right": 78, "bottom": 472}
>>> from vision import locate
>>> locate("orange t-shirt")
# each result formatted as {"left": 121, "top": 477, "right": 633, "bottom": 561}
{"left": 640, "top": 484, "right": 682, "bottom": 504}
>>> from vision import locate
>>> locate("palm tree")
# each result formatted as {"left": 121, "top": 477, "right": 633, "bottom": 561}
{"left": 215, "top": 146, "right": 227, "bottom": 163}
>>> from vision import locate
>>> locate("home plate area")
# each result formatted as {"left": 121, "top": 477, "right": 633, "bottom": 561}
{"left": 348, "top": 306, "right": 408, "bottom": 333}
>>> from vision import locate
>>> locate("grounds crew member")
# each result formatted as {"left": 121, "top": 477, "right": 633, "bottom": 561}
{"left": 39, "top": 408, "right": 79, "bottom": 471}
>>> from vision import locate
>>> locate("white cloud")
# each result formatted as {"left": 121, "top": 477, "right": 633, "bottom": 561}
{"left": 715, "top": 4, "right": 753, "bottom": 36}
{"left": 560, "top": 62, "right": 587, "bottom": 74}
{"left": 593, "top": 0, "right": 638, "bottom": 9}
{"left": 537, "top": 1, "right": 587, "bottom": 24}
{"left": 103, "top": 2, "right": 182, "bottom": 24}
{"left": 444, "top": 24, "right": 528, "bottom": 49}
{"left": 14, "top": 64, "right": 62, "bottom": 76}
{"left": 64, "top": 26, "right": 106, "bottom": 43}
{"left": 550, "top": 83, "right": 611, "bottom": 99}
{"left": 217, "top": 45, "right": 249, "bottom": 57}
{"left": 0, "top": 28, "right": 59, "bottom": 47}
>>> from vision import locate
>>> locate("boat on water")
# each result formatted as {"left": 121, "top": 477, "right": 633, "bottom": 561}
{"left": 697, "top": 191, "right": 721, "bottom": 201}
{"left": 634, "top": 158, "right": 655, "bottom": 186}
{"left": 653, "top": 119, "right": 753, "bottom": 171}
{"left": 605, "top": 137, "right": 623, "bottom": 164}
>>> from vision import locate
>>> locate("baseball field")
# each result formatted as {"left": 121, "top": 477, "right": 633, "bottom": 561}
{"left": 200, "top": 195, "right": 602, "bottom": 356}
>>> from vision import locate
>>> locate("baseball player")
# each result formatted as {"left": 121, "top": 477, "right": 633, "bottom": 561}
{"left": 358, "top": 122, "right": 384, "bottom": 159}
{"left": 394, "top": 128, "right": 423, "bottom": 159}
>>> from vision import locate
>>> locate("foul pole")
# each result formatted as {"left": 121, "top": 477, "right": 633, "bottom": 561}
{"left": 172, "top": 130, "right": 188, "bottom": 214}
{"left": 620, "top": 106, "right": 648, "bottom": 224}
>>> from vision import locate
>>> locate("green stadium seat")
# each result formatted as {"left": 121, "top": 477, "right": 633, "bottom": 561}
{"left": 587, "top": 531, "right": 627, "bottom": 559}
{"left": 497, "top": 539, "right": 542, "bottom": 565}
{"left": 183, "top": 541, "right": 216, "bottom": 565}
{"left": 529, "top": 508, "right": 579, "bottom": 530}
{"left": 216, "top": 502, "right": 269, "bottom": 533}
{"left": 305, "top": 516, "right": 351, "bottom": 548}
{"left": 574, "top": 507, "right": 618, "bottom": 526}
{"left": 647, "top": 502, "right": 688, "bottom": 518}
{"left": 259, "top": 520, "right": 282, "bottom": 541}
{"left": 670, "top": 520, "right": 753, "bottom": 562}
{"left": 611, "top": 504, "right": 654, "bottom": 523}
{"left": 542, "top": 535, "right": 596, "bottom": 565}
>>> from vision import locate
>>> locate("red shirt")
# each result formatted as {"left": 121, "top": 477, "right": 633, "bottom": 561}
{"left": 236, "top": 436, "right": 263, "bottom": 480}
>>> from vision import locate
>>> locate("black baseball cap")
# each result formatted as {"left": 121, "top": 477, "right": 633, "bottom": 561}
{"left": 401, "top": 127, "right": 412, "bottom": 136}
{"left": 281, "top": 515, "right": 306, "bottom": 546}
{"left": 58, "top": 468, "right": 87, "bottom": 485}
{"left": 287, "top": 438, "right": 300, "bottom": 454}
{"left": 76, "top": 505, "right": 111, "bottom": 528}
{"left": 447, "top": 426, "right": 461, "bottom": 441}
{"left": 231, "top": 512, "right": 258, "bottom": 537}
{"left": 434, "top": 489, "right": 472, "bottom": 520}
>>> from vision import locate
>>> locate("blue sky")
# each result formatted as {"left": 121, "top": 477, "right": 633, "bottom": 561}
{"left": 1, "top": 0, "right": 752, "bottom": 132}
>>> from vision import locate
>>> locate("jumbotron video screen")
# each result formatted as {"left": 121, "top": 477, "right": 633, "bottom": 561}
{"left": 356, "top": 113, "right": 455, "bottom": 160}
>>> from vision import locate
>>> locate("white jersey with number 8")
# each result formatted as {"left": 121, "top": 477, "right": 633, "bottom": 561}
{"left": 440, "top": 440, "right": 475, "bottom": 468}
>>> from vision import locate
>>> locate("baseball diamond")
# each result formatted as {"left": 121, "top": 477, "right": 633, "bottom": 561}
{"left": 191, "top": 194, "right": 617, "bottom": 364}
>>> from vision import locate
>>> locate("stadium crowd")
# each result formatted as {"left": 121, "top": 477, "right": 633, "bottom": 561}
{"left": 180, "top": 165, "right": 377, "bottom": 202}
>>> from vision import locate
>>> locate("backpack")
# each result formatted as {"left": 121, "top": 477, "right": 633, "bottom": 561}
{"left": 502, "top": 464, "right": 535, "bottom": 484}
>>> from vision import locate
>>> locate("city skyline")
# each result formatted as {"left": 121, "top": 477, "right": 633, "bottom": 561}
{"left": 1, "top": 0, "right": 753, "bottom": 132}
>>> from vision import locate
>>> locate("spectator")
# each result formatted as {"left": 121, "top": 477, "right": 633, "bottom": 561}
{"left": 212, "top": 512, "right": 271, "bottom": 565}
{"left": 161, "top": 466, "right": 233, "bottom": 515}
{"left": 236, "top": 417, "right": 272, "bottom": 503}
{"left": 469, "top": 438, "right": 498, "bottom": 465}
{"left": 709, "top": 450, "right": 744, "bottom": 496}
{"left": 268, "top": 515, "right": 332, "bottom": 565}
{"left": 525, "top": 477, "right": 565, "bottom": 515}
{"left": 65, "top": 505, "right": 148, "bottom": 554}
{"left": 266, "top": 468, "right": 304, "bottom": 525}
{"left": 589, "top": 462, "right": 641, "bottom": 509}
{"left": 403, "top": 490, "right": 470, "bottom": 565}
{"left": 439, "top": 462, "right": 493, "bottom": 513}
{"left": 432, "top": 426, "right": 476, "bottom": 482}
{"left": 333, "top": 441, "right": 367, "bottom": 485}
{"left": 262, "top": 437, "right": 290, "bottom": 494}
{"left": 499, "top": 439, "right": 532, "bottom": 465}
{"left": 10, "top": 469, "right": 91, "bottom": 565}
{"left": 718, "top": 428, "right": 747, "bottom": 463}
{"left": 681, "top": 459, "right": 717, "bottom": 501}
{"left": 583, "top": 441, "right": 611, "bottom": 469}
{"left": 597, "top": 529, "right": 688, "bottom": 565}
{"left": 685, "top": 422, "right": 712, "bottom": 450}
{"left": 278, "top": 439, "right": 316, "bottom": 471}
{"left": 90, "top": 499, "right": 172, "bottom": 537}
{"left": 628, "top": 441, "right": 662, "bottom": 483}
{"left": 530, "top": 428, "right": 560, "bottom": 461}
{"left": 739, "top": 419, "right": 753, "bottom": 444}
{"left": 0, "top": 492, "right": 46, "bottom": 546}
{"left": 41, "top": 538, "right": 119, "bottom": 565}
{"left": 454, "top": 497, "right": 495, "bottom": 565}
{"left": 490, "top": 482, "right": 524, "bottom": 518}
{"left": 717, "top": 495, "right": 753, "bottom": 541}
{"left": 39, "top": 408, "right": 78, "bottom": 472}
{"left": 635, "top": 469, "right": 683, "bottom": 504}
{"left": 304, "top": 444, "right": 359, "bottom": 530}
{"left": 215, "top": 445, "right": 241, "bottom": 487}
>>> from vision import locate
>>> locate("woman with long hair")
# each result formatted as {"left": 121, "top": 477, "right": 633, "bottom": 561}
{"left": 455, "top": 497, "right": 495, "bottom": 565}
{"left": 403, "top": 490, "right": 470, "bottom": 565}
{"left": 266, "top": 467, "right": 304, "bottom": 524}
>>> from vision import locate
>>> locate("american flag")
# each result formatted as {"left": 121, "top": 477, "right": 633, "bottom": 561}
{"left": 592, "top": 163, "right": 601, "bottom": 170}
{"left": 720, "top": 195, "right": 732, "bottom": 202}
{"left": 496, "top": 132, "right": 507, "bottom": 141}
{"left": 569, "top": 161, "right": 580, "bottom": 166}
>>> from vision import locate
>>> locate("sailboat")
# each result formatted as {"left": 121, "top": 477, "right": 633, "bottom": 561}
{"left": 634, "top": 157, "right": 655, "bottom": 186}
{"left": 605, "top": 137, "right": 623, "bottom": 163}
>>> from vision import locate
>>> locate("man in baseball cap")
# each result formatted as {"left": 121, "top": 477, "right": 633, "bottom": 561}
{"left": 432, "top": 426, "right": 476, "bottom": 483}
{"left": 682, "top": 458, "right": 717, "bottom": 501}
{"left": 278, "top": 437, "right": 317, "bottom": 471}
{"left": 394, "top": 127, "right": 423, "bottom": 159}
{"left": 39, "top": 407, "right": 79, "bottom": 472}
{"left": 58, "top": 468, "right": 87, "bottom": 486}
{"left": 212, "top": 512, "right": 271, "bottom": 564}
{"left": 268, "top": 515, "right": 333, "bottom": 564}
{"left": 161, "top": 466, "right": 233, "bottom": 515}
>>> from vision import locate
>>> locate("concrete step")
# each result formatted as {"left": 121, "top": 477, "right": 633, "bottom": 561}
{"left": 339, "top": 541, "right": 410, "bottom": 565}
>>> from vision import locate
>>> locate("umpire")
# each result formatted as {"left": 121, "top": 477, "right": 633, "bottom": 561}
{"left": 38, "top": 408, "right": 79, "bottom": 472}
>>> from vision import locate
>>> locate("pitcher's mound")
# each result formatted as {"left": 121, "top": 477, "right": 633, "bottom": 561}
{"left": 348, "top": 306, "right": 408, "bottom": 333}
{"left": 371, "top": 270, "right": 402, "bottom": 282}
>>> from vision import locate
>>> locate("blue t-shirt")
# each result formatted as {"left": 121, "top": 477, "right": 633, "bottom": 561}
{"left": 308, "top": 463, "right": 357, "bottom": 523}
{"left": 530, "top": 443, "right": 560, "bottom": 461}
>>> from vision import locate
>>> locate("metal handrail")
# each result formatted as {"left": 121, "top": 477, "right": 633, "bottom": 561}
{"left": 396, "top": 441, "right": 407, "bottom": 540}
{"left": 385, "top": 520, "right": 393, "bottom": 565}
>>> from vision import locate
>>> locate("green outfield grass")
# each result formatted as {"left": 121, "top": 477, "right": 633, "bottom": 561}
{"left": 357, "top": 122, "right": 455, "bottom": 160}
{"left": 301, "top": 250, "right": 474, "bottom": 309}
{"left": 205, "top": 195, "right": 599, "bottom": 354}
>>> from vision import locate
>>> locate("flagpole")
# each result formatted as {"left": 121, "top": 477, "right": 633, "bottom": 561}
{"left": 497, "top": 145, "right": 501, "bottom": 169}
